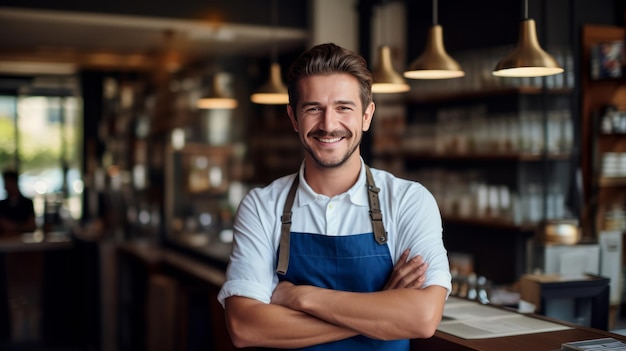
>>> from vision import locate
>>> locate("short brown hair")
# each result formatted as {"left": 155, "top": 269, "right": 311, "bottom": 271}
{"left": 286, "top": 43, "right": 373, "bottom": 114}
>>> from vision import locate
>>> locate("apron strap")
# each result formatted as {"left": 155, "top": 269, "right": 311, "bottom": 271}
{"left": 276, "top": 175, "right": 299, "bottom": 275}
{"left": 276, "top": 166, "right": 388, "bottom": 275}
{"left": 365, "top": 166, "right": 388, "bottom": 245}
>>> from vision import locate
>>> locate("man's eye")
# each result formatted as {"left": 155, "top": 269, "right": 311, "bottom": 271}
{"left": 338, "top": 106, "right": 353, "bottom": 111}
{"left": 305, "top": 107, "right": 322, "bottom": 112}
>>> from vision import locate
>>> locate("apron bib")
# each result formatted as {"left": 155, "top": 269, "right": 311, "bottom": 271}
{"left": 271, "top": 167, "right": 409, "bottom": 351}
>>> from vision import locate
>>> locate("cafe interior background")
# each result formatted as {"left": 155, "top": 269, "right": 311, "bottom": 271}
{"left": 0, "top": 0, "right": 626, "bottom": 350}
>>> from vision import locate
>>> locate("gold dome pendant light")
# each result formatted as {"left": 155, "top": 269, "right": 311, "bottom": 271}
{"left": 196, "top": 72, "right": 238, "bottom": 110}
{"left": 251, "top": 62, "right": 289, "bottom": 104}
{"left": 372, "top": 45, "right": 410, "bottom": 93}
{"left": 250, "top": 0, "right": 289, "bottom": 105}
{"left": 371, "top": 1, "right": 409, "bottom": 94}
{"left": 492, "top": 0, "right": 564, "bottom": 77}
{"left": 403, "top": 0, "right": 464, "bottom": 79}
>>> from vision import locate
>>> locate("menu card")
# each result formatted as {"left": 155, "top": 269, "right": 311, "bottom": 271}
{"left": 437, "top": 297, "right": 572, "bottom": 339}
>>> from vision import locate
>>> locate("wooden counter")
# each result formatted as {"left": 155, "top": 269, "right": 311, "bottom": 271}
{"left": 0, "top": 231, "right": 72, "bottom": 252}
{"left": 118, "top": 240, "right": 225, "bottom": 287}
{"left": 0, "top": 230, "right": 88, "bottom": 348}
{"left": 413, "top": 324, "right": 626, "bottom": 351}
{"left": 118, "top": 241, "right": 626, "bottom": 351}
{"left": 412, "top": 295, "right": 626, "bottom": 351}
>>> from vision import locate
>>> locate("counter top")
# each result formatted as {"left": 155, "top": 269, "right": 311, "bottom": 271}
{"left": 413, "top": 325, "right": 626, "bottom": 351}
{"left": 413, "top": 297, "right": 626, "bottom": 351}
{"left": 0, "top": 231, "right": 72, "bottom": 252}
{"left": 169, "top": 233, "right": 232, "bottom": 264}
{"left": 119, "top": 240, "right": 226, "bottom": 286}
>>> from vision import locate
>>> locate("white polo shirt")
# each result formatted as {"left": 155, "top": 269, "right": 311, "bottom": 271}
{"left": 217, "top": 161, "right": 452, "bottom": 307}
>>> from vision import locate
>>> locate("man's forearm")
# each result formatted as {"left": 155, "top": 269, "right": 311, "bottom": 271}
{"left": 278, "top": 285, "right": 447, "bottom": 340}
{"left": 225, "top": 296, "right": 357, "bottom": 349}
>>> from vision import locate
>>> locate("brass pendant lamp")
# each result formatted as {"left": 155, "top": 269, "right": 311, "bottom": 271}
{"left": 196, "top": 72, "right": 238, "bottom": 110}
{"left": 250, "top": 0, "right": 289, "bottom": 105}
{"left": 371, "top": 2, "right": 409, "bottom": 94}
{"left": 372, "top": 45, "right": 410, "bottom": 93}
{"left": 492, "top": 0, "right": 564, "bottom": 77}
{"left": 404, "top": 0, "right": 464, "bottom": 79}
{"left": 250, "top": 62, "right": 288, "bottom": 104}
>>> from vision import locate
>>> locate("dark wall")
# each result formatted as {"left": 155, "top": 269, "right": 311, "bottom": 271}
{"left": 405, "top": 0, "right": 520, "bottom": 58}
{"left": 405, "top": 0, "right": 625, "bottom": 64}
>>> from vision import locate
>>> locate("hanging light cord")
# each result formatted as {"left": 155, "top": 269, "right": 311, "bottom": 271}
{"left": 432, "top": 0, "right": 438, "bottom": 26}
{"left": 270, "top": 0, "right": 278, "bottom": 64}
{"left": 523, "top": 0, "right": 529, "bottom": 20}
{"left": 380, "top": 0, "right": 387, "bottom": 44}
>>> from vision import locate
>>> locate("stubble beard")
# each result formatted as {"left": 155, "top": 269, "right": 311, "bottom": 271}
{"left": 303, "top": 131, "right": 362, "bottom": 169}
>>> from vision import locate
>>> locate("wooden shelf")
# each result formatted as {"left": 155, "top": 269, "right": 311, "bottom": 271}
{"left": 597, "top": 177, "right": 626, "bottom": 187}
{"left": 599, "top": 133, "right": 626, "bottom": 137}
{"left": 581, "top": 24, "right": 626, "bottom": 238}
{"left": 407, "top": 86, "right": 573, "bottom": 104}
{"left": 443, "top": 216, "right": 537, "bottom": 232}
{"left": 376, "top": 151, "right": 572, "bottom": 162}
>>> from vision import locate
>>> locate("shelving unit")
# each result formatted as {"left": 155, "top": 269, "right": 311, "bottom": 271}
{"left": 405, "top": 88, "right": 573, "bottom": 220}
{"left": 84, "top": 72, "right": 165, "bottom": 240}
{"left": 246, "top": 105, "right": 303, "bottom": 186}
{"left": 581, "top": 24, "right": 626, "bottom": 238}
{"left": 372, "top": 86, "right": 575, "bottom": 284}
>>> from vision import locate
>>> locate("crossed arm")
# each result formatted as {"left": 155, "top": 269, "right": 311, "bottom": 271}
{"left": 224, "top": 249, "right": 448, "bottom": 349}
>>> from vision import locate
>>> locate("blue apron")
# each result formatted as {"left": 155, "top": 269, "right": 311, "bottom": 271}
{"left": 273, "top": 166, "right": 410, "bottom": 351}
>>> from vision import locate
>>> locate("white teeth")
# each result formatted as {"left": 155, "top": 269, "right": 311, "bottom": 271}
{"left": 318, "top": 137, "right": 341, "bottom": 143}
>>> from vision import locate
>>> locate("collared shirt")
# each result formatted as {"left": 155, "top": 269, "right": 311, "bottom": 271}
{"left": 217, "top": 160, "right": 452, "bottom": 306}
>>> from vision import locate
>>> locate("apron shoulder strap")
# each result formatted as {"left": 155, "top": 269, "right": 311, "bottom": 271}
{"left": 365, "top": 166, "right": 388, "bottom": 245}
{"left": 276, "top": 175, "right": 299, "bottom": 275}
{"left": 276, "top": 166, "right": 388, "bottom": 275}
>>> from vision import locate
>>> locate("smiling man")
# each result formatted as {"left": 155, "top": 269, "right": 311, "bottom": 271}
{"left": 218, "top": 43, "right": 451, "bottom": 351}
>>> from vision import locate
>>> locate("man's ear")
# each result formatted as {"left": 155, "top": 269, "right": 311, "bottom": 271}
{"left": 362, "top": 101, "right": 375, "bottom": 132}
{"left": 287, "top": 105, "right": 298, "bottom": 132}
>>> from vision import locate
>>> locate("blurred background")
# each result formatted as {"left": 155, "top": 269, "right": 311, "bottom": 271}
{"left": 0, "top": 1, "right": 625, "bottom": 350}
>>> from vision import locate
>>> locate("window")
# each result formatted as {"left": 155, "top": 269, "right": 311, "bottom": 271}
{"left": 0, "top": 82, "right": 83, "bottom": 227}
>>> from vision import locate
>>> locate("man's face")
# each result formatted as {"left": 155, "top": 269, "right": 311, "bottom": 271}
{"left": 287, "top": 73, "right": 374, "bottom": 169}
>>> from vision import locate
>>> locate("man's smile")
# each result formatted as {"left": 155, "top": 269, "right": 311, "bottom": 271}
{"left": 316, "top": 136, "right": 343, "bottom": 143}
{"left": 308, "top": 130, "right": 352, "bottom": 144}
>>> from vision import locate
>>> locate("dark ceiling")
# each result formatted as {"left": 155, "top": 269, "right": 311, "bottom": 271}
{"left": 0, "top": 0, "right": 310, "bottom": 76}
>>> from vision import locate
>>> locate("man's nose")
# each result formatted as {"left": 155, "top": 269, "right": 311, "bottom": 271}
{"left": 320, "top": 109, "right": 340, "bottom": 131}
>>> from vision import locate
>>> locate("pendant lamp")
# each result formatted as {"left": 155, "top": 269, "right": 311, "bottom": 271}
{"left": 250, "top": 0, "right": 289, "bottom": 105}
{"left": 372, "top": 45, "right": 410, "bottom": 93}
{"left": 371, "top": 2, "right": 409, "bottom": 93}
{"left": 250, "top": 62, "right": 288, "bottom": 104}
{"left": 492, "top": 0, "right": 563, "bottom": 77}
{"left": 196, "top": 72, "right": 238, "bottom": 110}
{"left": 404, "top": 0, "right": 464, "bottom": 79}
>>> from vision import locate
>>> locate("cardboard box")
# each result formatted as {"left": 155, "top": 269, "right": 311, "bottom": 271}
{"left": 519, "top": 273, "right": 611, "bottom": 329}
{"left": 520, "top": 273, "right": 561, "bottom": 312}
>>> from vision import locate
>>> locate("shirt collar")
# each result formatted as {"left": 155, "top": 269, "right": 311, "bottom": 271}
{"left": 296, "top": 158, "right": 369, "bottom": 208}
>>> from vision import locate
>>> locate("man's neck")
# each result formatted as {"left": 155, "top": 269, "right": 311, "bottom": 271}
{"left": 303, "top": 156, "right": 362, "bottom": 197}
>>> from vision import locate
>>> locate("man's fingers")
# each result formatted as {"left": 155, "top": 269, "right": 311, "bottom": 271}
{"left": 385, "top": 255, "right": 428, "bottom": 290}
{"left": 399, "top": 262, "right": 427, "bottom": 289}
{"left": 396, "top": 249, "right": 410, "bottom": 266}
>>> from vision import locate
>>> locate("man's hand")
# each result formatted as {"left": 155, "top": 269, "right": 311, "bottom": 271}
{"left": 384, "top": 249, "right": 427, "bottom": 290}
{"left": 271, "top": 280, "right": 297, "bottom": 307}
